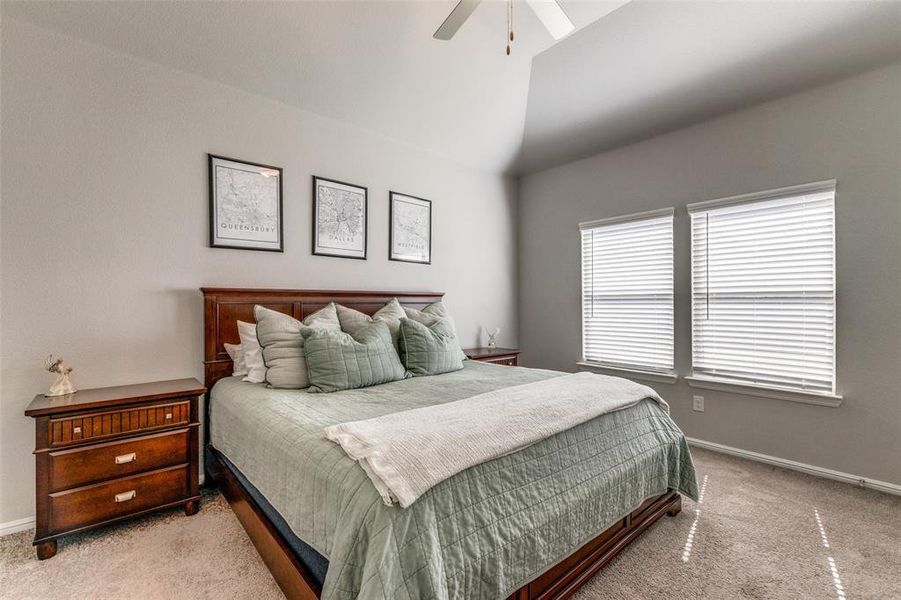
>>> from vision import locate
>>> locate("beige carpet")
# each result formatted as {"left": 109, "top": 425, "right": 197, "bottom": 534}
{"left": 1, "top": 448, "right": 898, "bottom": 599}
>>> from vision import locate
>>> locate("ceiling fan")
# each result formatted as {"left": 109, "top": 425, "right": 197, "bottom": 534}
{"left": 434, "top": 0, "right": 576, "bottom": 53}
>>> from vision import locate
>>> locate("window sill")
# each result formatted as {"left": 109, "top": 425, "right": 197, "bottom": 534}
{"left": 684, "top": 375, "right": 842, "bottom": 407}
{"left": 576, "top": 362, "right": 678, "bottom": 384}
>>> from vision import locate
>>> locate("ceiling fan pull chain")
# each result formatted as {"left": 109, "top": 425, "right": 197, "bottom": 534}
{"left": 506, "top": 0, "right": 513, "bottom": 55}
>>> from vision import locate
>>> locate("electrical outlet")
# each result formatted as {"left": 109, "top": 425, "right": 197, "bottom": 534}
{"left": 692, "top": 395, "right": 705, "bottom": 412}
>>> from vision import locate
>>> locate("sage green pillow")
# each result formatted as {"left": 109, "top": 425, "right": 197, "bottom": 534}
{"left": 302, "top": 321, "right": 407, "bottom": 393}
{"left": 336, "top": 298, "right": 406, "bottom": 350}
{"left": 398, "top": 317, "right": 464, "bottom": 376}
{"left": 254, "top": 303, "right": 340, "bottom": 389}
{"left": 403, "top": 301, "right": 467, "bottom": 362}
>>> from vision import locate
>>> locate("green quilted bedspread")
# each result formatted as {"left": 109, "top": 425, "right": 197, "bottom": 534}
{"left": 210, "top": 361, "right": 698, "bottom": 600}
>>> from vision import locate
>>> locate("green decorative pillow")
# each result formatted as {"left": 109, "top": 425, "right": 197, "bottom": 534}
{"left": 398, "top": 318, "right": 464, "bottom": 376}
{"left": 336, "top": 298, "right": 406, "bottom": 350}
{"left": 254, "top": 303, "right": 341, "bottom": 389}
{"left": 403, "top": 301, "right": 467, "bottom": 362}
{"left": 302, "top": 321, "right": 407, "bottom": 393}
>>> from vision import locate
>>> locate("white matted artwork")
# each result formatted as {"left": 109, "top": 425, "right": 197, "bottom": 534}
{"left": 389, "top": 192, "right": 432, "bottom": 264}
{"left": 209, "top": 155, "right": 283, "bottom": 252}
{"left": 313, "top": 176, "right": 368, "bottom": 259}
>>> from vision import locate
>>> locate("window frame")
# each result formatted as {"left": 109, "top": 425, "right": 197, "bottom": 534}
{"left": 578, "top": 207, "right": 676, "bottom": 382}
{"left": 686, "top": 180, "right": 841, "bottom": 406}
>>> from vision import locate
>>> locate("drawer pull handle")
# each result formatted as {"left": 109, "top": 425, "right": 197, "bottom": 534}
{"left": 165, "top": 413, "right": 173, "bottom": 420}
{"left": 115, "top": 452, "right": 137, "bottom": 465}
{"left": 73, "top": 427, "right": 82, "bottom": 434}
{"left": 115, "top": 490, "right": 136, "bottom": 503}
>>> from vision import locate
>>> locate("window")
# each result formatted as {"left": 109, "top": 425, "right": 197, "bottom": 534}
{"left": 688, "top": 180, "right": 836, "bottom": 396}
{"left": 580, "top": 208, "right": 674, "bottom": 375}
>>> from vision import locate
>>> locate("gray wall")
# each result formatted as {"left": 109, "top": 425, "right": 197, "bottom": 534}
{"left": 0, "top": 18, "right": 518, "bottom": 523}
{"left": 519, "top": 64, "right": 901, "bottom": 486}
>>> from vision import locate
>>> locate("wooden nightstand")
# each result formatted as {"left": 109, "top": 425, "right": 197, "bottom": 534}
{"left": 464, "top": 347, "right": 521, "bottom": 366}
{"left": 24, "top": 378, "right": 205, "bottom": 559}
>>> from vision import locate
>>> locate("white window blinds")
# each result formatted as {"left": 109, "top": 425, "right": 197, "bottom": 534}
{"left": 689, "top": 181, "right": 836, "bottom": 394}
{"left": 580, "top": 209, "right": 674, "bottom": 373}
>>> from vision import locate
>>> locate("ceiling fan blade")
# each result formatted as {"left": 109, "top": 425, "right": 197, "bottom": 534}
{"left": 524, "top": 0, "right": 575, "bottom": 40}
{"left": 433, "top": 0, "right": 483, "bottom": 40}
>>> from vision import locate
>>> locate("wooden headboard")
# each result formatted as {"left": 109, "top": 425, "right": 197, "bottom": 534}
{"left": 201, "top": 287, "right": 444, "bottom": 391}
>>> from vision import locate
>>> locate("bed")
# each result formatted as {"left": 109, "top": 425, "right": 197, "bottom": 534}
{"left": 202, "top": 288, "right": 697, "bottom": 600}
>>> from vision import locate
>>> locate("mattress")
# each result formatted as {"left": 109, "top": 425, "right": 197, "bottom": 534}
{"left": 218, "top": 452, "right": 330, "bottom": 586}
{"left": 210, "top": 360, "right": 697, "bottom": 600}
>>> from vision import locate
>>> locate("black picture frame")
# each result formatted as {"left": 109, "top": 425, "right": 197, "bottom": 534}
{"left": 312, "top": 176, "right": 369, "bottom": 260}
{"left": 208, "top": 154, "right": 284, "bottom": 252}
{"left": 389, "top": 191, "right": 432, "bottom": 265}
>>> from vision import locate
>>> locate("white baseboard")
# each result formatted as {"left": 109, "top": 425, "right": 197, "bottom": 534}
{"left": 4, "top": 444, "right": 896, "bottom": 536}
{"left": 0, "top": 516, "right": 35, "bottom": 536}
{"left": 687, "top": 437, "right": 901, "bottom": 496}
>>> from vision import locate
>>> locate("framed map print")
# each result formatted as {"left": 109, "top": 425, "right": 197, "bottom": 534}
{"left": 209, "top": 155, "right": 283, "bottom": 252}
{"left": 389, "top": 191, "right": 431, "bottom": 264}
{"left": 312, "top": 176, "right": 368, "bottom": 259}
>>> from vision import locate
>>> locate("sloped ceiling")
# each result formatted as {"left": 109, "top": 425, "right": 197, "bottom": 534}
{"left": 517, "top": 1, "right": 901, "bottom": 173}
{"left": 4, "top": 1, "right": 901, "bottom": 176}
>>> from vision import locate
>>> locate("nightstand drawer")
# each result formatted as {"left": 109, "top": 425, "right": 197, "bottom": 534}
{"left": 483, "top": 356, "right": 518, "bottom": 366}
{"left": 463, "top": 348, "right": 520, "bottom": 366}
{"left": 47, "top": 464, "right": 190, "bottom": 534}
{"left": 48, "top": 428, "right": 190, "bottom": 491}
{"left": 48, "top": 400, "right": 190, "bottom": 446}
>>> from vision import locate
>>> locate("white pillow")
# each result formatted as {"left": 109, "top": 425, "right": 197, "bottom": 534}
{"left": 237, "top": 320, "right": 266, "bottom": 383}
{"left": 224, "top": 342, "right": 247, "bottom": 376}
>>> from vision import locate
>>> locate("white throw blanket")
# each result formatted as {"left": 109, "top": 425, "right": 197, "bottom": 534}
{"left": 325, "top": 372, "right": 668, "bottom": 507}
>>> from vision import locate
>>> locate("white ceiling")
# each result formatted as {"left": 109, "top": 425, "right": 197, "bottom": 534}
{"left": 4, "top": 1, "right": 901, "bottom": 176}
{"left": 1, "top": 0, "right": 623, "bottom": 174}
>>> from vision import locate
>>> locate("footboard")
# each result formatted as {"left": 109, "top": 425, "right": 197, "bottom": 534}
{"left": 210, "top": 443, "right": 680, "bottom": 600}
{"left": 507, "top": 491, "right": 682, "bottom": 600}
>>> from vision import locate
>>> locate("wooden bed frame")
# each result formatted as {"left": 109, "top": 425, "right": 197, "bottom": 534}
{"left": 202, "top": 287, "right": 682, "bottom": 600}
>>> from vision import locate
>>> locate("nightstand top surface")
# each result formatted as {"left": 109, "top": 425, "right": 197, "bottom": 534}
{"left": 464, "top": 347, "right": 520, "bottom": 359}
{"left": 25, "top": 378, "right": 205, "bottom": 417}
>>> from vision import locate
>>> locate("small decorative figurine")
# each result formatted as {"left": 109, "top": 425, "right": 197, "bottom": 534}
{"left": 45, "top": 355, "right": 76, "bottom": 397}
{"left": 486, "top": 327, "right": 500, "bottom": 351}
